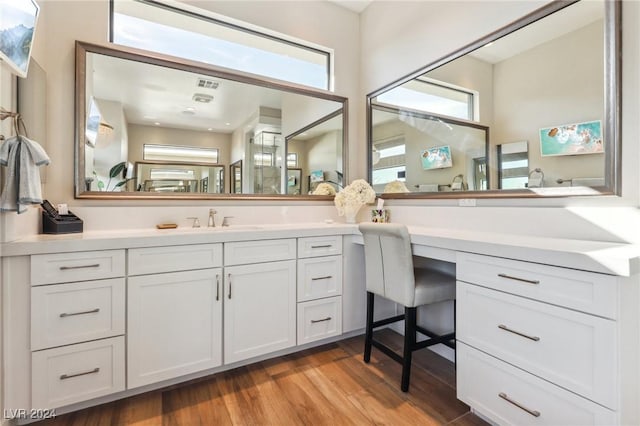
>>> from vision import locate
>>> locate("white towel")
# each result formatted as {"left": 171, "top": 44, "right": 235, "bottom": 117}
{"left": 0, "top": 135, "right": 50, "bottom": 214}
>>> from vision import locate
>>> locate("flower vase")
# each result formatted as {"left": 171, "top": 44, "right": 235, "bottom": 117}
{"left": 343, "top": 205, "right": 361, "bottom": 224}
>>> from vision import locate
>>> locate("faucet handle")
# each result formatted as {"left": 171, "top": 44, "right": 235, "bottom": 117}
{"left": 221, "top": 216, "right": 234, "bottom": 227}
{"left": 187, "top": 217, "right": 200, "bottom": 228}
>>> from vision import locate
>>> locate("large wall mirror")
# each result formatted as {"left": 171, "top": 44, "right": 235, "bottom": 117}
{"left": 367, "top": 0, "right": 620, "bottom": 198}
{"left": 76, "top": 41, "right": 347, "bottom": 199}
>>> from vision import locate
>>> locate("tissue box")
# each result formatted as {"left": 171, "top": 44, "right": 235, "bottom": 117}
{"left": 371, "top": 209, "right": 390, "bottom": 223}
{"left": 42, "top": 212, "right": 83, "bottom": 234}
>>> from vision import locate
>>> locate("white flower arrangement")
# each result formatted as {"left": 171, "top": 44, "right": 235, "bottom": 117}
{"left": 312, "top": 182, "right": 337, "bottom": 196}
{"left": 383, "top": 180, "right": 410, "bottom": 193}
{"left": 334, "top": 179, "right": 376, "bottom": 219}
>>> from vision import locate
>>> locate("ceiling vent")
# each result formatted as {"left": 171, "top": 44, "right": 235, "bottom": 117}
{"left": 192, "top": 93, "right": 214, "bottom": 103}
{"left": 196, "top": 78, "right": 219, "bottom": 89}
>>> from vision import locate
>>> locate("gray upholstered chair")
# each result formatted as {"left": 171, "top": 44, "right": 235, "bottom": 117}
{"left": 358, "top": 223, "right": 456, "bottom": 392}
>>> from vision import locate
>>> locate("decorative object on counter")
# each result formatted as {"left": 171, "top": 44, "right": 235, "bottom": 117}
{"left": 0, "top": 108, "right": 50, "bottom": 213}
{"left": 383, "top": 180, "right": 409, "bottom": 193}
{"left": 334, "top": 179, "right": 376, "bottom": 224}
{"left": 539, "top": 120, "right": 603, "bottom": 156}
{"left": 40, "top": 200, "right": 83, "bottom": 234}
{"left": 312, "top": 182, "right": 336, "bottom": 196}
{"left": 371, "top": 209, "right": 390, "bottom": 223}
{"left": 527, "top": 168, "right": 544, "bottom": 188}
{"left": 156, "top": 223, "right": 178, "bottom": 229}
{"left": 371, "top": 198, "right": 390, "bottom": 223}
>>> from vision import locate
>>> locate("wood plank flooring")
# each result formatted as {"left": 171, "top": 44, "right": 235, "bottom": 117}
{"left": 36, "top": 330, "right": 488, "bottom": 425}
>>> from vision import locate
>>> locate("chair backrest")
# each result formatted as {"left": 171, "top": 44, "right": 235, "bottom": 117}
{"left": 358, "top": 223, "right": 416, "bottom": 307}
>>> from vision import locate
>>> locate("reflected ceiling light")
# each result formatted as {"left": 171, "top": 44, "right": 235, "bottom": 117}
{"left": 207, "top": 127, "right": 213, "bottom": 131}
{"left": 193, "top": 93, "right": 214, "bottom": 103}
{"left": 98, "top": 121, "right": 114, "bottom": 135}
{"left": 225, "top": 122, "right": 231, "bottom": 126}
{"left": 154, "top": 122, "right": 161, "bottom": 126}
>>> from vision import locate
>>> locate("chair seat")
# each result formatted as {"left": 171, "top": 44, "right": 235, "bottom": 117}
{"left": 413, "top": 268, "right": 456, "bottom": 308}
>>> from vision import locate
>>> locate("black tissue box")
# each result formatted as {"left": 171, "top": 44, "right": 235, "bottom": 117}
{"left": 42, "top": 211, "right": 84, "bottom": 234}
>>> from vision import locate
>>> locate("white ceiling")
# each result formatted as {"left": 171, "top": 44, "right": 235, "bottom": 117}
{"left": 89, "top": 53, "right": 342, "bottom": 140}
{"left": 328, "top": 0, "right": 372, "bottom": 14}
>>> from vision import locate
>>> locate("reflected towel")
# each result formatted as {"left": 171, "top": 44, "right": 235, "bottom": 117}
{"left": 0, "top": 135, "right": 50, "bottom": 214}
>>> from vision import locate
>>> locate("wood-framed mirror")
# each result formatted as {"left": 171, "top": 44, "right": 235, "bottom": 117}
{"left": 75, "top": 41, "right": 348, "bottom": 200}
{"left": 367, "top": 0, "right": 621, "bottom": 199}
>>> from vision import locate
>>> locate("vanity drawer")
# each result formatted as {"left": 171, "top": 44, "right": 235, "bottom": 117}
{"left": 297, "top": 296, "right": 342, "bottom": 345}
{"left": 31, "top": 278, "right": 125, "bottom": 351}
{"left": 32, "top": 336, "right": 125, "bottom": 409}
{"left": 298, "top": 236, "right": 342, "bottom": 258}
{"left": 128, "top": 243, "right": 222, "bottom": 275}
{"left": 457, "top": 281, "right": 616, "bottom": 409}
{"left": 456, "top": 252, "right": 617, "bottom": 319}
{"left": 31, "top": 250, "right": 125, "bottom": 286}
{"left": 297, "top": 256, "right": 342, "bottom": 302}
{"left": 457, "top": 342, "right": 616, "bottom": 426}
{"left": 224, "top": 239, "right": 296, "bottom": 266}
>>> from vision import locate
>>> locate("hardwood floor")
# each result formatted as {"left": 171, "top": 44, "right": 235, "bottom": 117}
{"left": 37, "top": 330, "right": 487, "bottom": 425}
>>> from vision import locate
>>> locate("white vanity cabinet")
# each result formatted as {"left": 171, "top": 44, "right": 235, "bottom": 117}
{"left": 223, "top": 239, "right": 297, "bottom": 364}
{"left": 296, "top": 236, "right": 343, "bottom": 345}
{"left": 29, "top": 250, "right": 127, "bottom": 409}
{"left": 455, "top": 252, "right": 629, "bottom": 425}
{"left": 127, "top": 244, "right": 223, "bottom": 388}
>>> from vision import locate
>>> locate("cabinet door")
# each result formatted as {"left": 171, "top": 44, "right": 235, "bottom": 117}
{"left": 128, "top": 268, "right": 223, "bottom": 388}
{"left": 224, "top": 260, "right": 296, "bottom": 364}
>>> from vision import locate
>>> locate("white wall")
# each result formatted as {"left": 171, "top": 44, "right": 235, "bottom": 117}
{"left": 361, "top": 0, "right": 640, "bottom": 243}
{"left": 0, "top": 0, "right": 360, "bottom": 242}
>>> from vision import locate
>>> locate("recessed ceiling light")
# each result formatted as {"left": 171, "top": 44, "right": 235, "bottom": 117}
{"left": 225, "top": 122, "right": 231, "bottom": 126}
{"left": 154, "top": 122, "right": 161, "bottom": 126}
{"left": 185, "top": 107, "right": 196, "bottom": 112}
{"left": 207, "top": 128, "right": 213, "bottom": 131}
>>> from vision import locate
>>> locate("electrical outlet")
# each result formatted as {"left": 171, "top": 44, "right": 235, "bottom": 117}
{"left": 458, "top": 198, "right": 476, "bottom": 207}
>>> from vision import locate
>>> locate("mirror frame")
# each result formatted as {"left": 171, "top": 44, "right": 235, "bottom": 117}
{"left": 367, "top": 0, "right": 621, "bottom": 199}
{"left": 75, "top": 41, "right": 349, "bottom": 200}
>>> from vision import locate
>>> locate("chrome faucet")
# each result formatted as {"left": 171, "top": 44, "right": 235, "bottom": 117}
{"left": 208, "top": 209, "right": 217, "bottom": 227}
{"left": 187, "top": 217, "right": 200, "bottom": 228}
{"left": 221, "top": 216, "right": 234, "bottom": 227}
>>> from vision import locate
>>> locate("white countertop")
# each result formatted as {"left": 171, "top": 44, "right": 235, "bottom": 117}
{"left": 2, "top": 222, "right": 639, "bottom": 276}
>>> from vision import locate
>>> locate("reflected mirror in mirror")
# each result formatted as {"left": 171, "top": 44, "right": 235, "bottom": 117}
{"left": 76, "top": 41, "right": 347, "bottom": 199}
{"left": 368, "top": 0, "right": 620, "bottom": 198}
{"left": 287, "top": 110, "right": 344, "bottom": 195}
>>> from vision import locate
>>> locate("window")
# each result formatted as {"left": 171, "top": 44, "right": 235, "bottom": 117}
{"left": 143, "top": 144, "right": 219, "bottom": 163}
{"left": 376, "top": 78, "right": 476, "bottom": 121}
{"left": 111, "top": 0, "right": 332, "bottom": 90}
{"left": 372, "top": 166, "right": 406, "bottom": 186}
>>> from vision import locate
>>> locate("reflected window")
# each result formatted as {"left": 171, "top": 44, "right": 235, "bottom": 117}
{"left": 143, "top": 144, "right": 219, "bottom": 164}
{"left": 376, "top": 78, "right": 475, "bottom": 121}
{"left": 111, "top": 0, "right": 332, "bottom": 90}
{"left": 372, "top": 166, "right": 406, "bottom": 186}
{"left": 287, "top": 153, "right": 298, "bottom": 168}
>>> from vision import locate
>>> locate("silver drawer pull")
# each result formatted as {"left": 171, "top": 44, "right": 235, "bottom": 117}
{"left": 497, "top": 273, "right": 540, "bottom": 285}
{"left": 59, "top": 308, "right": 100, "bottom": 318}
{"left": 498, "top": 392, "right": 540, "bottom": 417}
{"left": 60, "top": 367, "right": 100, "bottom": 380}
{"left": 498, "top": 324, "right": 540, "bottom": 342}
{"left": 311, "top": 275, "right": 333, "bottom": 281}
{"left": 59, "top": 263, "right": 101, "bottom": 271}
{"left": 311, "top": 317, "right": 332, "bottom": 323}
{"left": 228, "top": 273, "right": 232, "bottom": 300}
{"left": 311, "top": 245, "right": 332, "bottom": 249}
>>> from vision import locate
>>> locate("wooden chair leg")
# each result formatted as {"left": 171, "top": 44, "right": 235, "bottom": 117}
{"left": 401, "top": 307, "right": 417, "bottom": 392}
{"left": 363, "top": 292, "right": 374, "bottom": 363}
